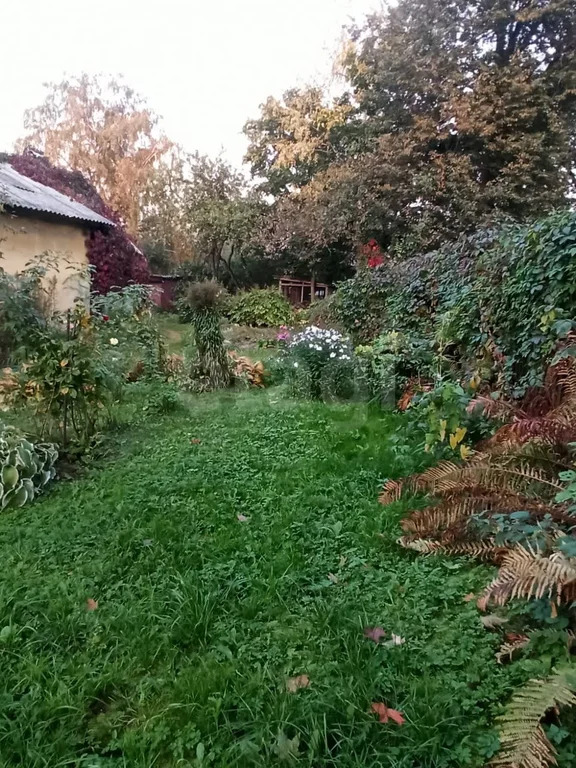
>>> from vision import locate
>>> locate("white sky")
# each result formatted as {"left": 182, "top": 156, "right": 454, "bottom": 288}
{"left": 3, "top": 0, "right": 383, "bottom": 169}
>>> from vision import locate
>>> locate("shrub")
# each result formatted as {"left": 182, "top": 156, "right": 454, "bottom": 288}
{"left": 10, "top": 307, "right": 122, "bottom": 447}
{"left": 355, "top": 331, "right": 435, "bottom": 406}
{"left": 226, "top": 288, "right": 293, "bottom": 327}
{"left": 0, "top": 259, "right": 51, "bottom": 366}
{"left": 279, "top": 326, "right": 355, "bottom": 400}
{"left": 306, "top": 295, "right": 339, "bottom": 329}
{"left": 0, "top": 424, "right": 57, "bottom": 510}
{"left": 93, "top": 285, "right": 169, "bottom": 381}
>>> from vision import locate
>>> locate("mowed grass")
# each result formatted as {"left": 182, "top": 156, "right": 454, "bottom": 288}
{"left": 0, "top": 392, "right": 530, "bottom": 767}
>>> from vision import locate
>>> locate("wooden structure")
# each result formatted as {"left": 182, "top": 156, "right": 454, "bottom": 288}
{"left": 145, "top": 274, "right": 183, "bottom": 311}
{"left": 278, "top": 276, "right": 331, "bottom": 307}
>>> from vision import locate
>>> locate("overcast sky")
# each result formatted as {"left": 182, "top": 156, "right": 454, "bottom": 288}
{"left": 2, "top": 0, "right": 383, "bottom": 168}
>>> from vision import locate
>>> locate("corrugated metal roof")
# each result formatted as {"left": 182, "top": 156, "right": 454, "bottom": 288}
{"left": 0, "top": 163, "right": 114, "bottom": 227}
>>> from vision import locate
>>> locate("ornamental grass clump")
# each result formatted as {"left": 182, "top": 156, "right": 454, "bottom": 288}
{"left": 185, "top": 281, "right": 231, "bottom": 390}
{"left": 285, "top": 326, "right": 354, "bottom": 399}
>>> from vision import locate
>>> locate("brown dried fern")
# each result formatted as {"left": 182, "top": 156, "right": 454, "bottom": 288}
{"left": 479, "top": 547, "right": 576, "bottom": 608}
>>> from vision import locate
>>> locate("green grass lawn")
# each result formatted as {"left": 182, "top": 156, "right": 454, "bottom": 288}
{"left": 0, "top": 392, "right": 535, "bottom": 767}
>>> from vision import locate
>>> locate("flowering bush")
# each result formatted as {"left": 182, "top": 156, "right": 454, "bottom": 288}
{"left": 281, "top": 326, "right": 355, "bottom": 399}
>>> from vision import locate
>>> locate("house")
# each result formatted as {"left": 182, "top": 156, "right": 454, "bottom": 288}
{"left": 0, "top": 162, "right": 114, "bottom": 311}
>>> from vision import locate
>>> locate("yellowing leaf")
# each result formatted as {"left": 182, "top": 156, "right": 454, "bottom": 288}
{"left": 449, "top": 426, "right": 467, "bottom": 449}
{"left": 439, "top": 419, "right": 447, "bottom": 442}
{"left": 60, "top": 359, "right": 69, "bottom": 367}
{"left": 460, "top": 444, "right": 472, "bottom": 460}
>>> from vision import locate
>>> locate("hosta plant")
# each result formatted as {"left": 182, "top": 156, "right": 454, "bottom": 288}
{"left": 0, "top": 424, "right": 57, "bottom": 510}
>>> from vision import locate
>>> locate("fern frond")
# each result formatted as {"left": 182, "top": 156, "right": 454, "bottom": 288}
{"left": 490, "top": 670, "right": 576, "bottom": 768}
{"left": 490, "top": 419, "right": 576, "bottom": 448}
{"left": 398, "top": 536, "right": 504, "bottom": 561}
{"left": 496, "top": 634, "right": 530, "bottom": 664}
{"left": 467, "top": 395, "right": 525, "bottom": 420}
{"left": 401, "top": 492, "right": 561, "bottom": 538}
{"left": 409, "top": 461, "right": 563, "bottom": 501}
{"left": 480, "top": 547, "right": 576, "bottom": 607}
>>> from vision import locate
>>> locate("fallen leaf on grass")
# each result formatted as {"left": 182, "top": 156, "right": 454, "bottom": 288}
{"left": 86, "top": 598, "right": 98, "bottom": 611}
{"left": 480, "top": 614, "right": 507, "bottom": 629}
{"left": 237, "top": 514, "right": 249, "bottom": 522}
{"left": 364, "top": 626, "right": 387, "bottom": 643}
{"left": 286, "top": 675, "right": 310, "bottom": 693}
{"left": 463, "top": 592, "right": 476, "bottom": 602}
{"left": 385, "top": 633, "right": 406, "bottom": 647}
{"left": 327, "top": 572, "right": 339, "bottom": 584}
{"left": 371, "top": 702, "right": 405, "bottom": 725}
{"left": 190, "top": 438, "right": 202, "bottom": 445}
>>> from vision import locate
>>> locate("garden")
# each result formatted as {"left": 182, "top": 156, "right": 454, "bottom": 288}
{"left": 1, "top": 207, "right": 576, "bottom": 767}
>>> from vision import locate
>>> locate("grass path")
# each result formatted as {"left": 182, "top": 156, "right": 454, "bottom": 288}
{"left": 0, "top": 393, "right": 528, "bottom": 767}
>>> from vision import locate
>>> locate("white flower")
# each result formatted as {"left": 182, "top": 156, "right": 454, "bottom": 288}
{"left": 109, "top": 338, "right": 119, "bottom": 346}
{"left": 294, "top": 361, "right": 299, "bottom": 368}
{"left": 330, "top": 352, "right": 336, "bottom": 358}
{"left": 309, "top": 343, "right": 314, "bottom": 348}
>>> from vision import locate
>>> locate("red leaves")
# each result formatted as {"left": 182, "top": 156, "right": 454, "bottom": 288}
{"left": 367, "top": 254, "right": 384, "bottom": 268}
{"left": 371, "top": 702, "right": 405, "bottom": 725}
{"left": 364, "top": 626, "right": 387, "bottom": 643}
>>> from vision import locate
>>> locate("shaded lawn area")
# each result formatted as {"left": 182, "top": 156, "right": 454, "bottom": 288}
{"left": 0, "top": 393, "right": 530, "bottom": 767}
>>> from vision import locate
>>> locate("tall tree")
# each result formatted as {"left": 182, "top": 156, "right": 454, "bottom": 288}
{"left": 249, "top": 0, "right": 576, "bottom": 260}
{"left": 244, "top": 86, "right": 353, "bottom": 196}
{"left": 19, "top": 74, "right": 170, "bottom": 234}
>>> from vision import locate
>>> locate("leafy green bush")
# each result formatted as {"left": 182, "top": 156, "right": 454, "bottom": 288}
{"left": 407, "top": 379, "right": 493, "bottom": 457}
{"left": 332, "top": 211, "right": 576, "bottom": 394}
{"left": 225, "top": 288, "right": 293, "bottom": 327}
{"left": 307, "top": 295, "right": 339, "bottom": 329}
{"left": 355, "top": 331, "right": 435, "bottom": 406}
{"left": 0, "top": 259, "right": 51, "bottom": 366}
{"left": 0, "top": 424, "right": 57, "bottom": 510}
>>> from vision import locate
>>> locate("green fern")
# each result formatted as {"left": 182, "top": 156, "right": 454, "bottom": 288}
{"left": 490, "top": 668, "right": 576, "bottom": 768}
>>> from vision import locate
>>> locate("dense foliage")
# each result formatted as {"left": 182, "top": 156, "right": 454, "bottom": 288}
{"left": 225, "top": 288, "right": 293, "bottom": 327}
{"left": 333, "top": 210, "right": 576, "bottom": 394}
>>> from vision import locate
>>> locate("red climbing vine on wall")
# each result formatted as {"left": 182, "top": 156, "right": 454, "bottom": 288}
{"left": 2, "top": 150, "right": 149, "bottom": 294}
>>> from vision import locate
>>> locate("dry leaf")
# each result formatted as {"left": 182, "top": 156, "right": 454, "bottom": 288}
{"left": 386, "top": 633, "right": 406, "bottom": 646}
{"left": 327, "top": 572, "right": 339, "bottom": 584}
{"left": 371, "top": 702, "right": 405, "bottom": 725}
{"left": 480, "top": 614, "right": 507, "bottom": 629}
{"left": 286, "top": 674, "right": 310, "bottom": 693}
{"left": 338, "top": 555, "right": 347, "bottom": 568}
{"left": 463, "top": 592, "right": 476, "bottom": 602}
{"left": 237, "top": 514, "right": 249, "bottom": 522}
{"left": 363, "top": 626, "right": 387, "bottom": 643}
{"left": 86, "top": 598, "right": 98, "bottom": 611}
{"left": 190, "top": 438, "right": 202, "bottom": 445}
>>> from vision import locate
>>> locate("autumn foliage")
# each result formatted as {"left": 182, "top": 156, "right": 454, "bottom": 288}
{"left": 5, "top": 150, "right": 149, "bottom": 293}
